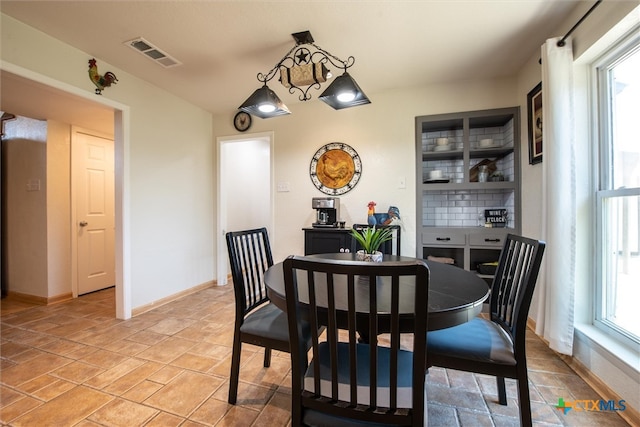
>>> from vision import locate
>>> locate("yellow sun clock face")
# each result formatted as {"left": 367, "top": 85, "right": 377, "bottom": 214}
{"left": 309, "top": 143, "right": 362, "bottom": 195}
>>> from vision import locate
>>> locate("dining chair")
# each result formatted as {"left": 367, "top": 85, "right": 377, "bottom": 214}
{"left": 352, "top": 224, "right": 401, "bottom": 255}
{"left": 225, "top": 228, "right": 314, "bottom": 405}
{"left": 426, "top": 234, "right": 545, "bottom": 427}
{"left": 283, "top": 255, "right": 429, "bottom": 427}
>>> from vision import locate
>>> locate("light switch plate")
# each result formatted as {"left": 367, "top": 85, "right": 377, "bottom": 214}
{"left": 277, "top": 182, "right": 290, "bottom": 192}
{"left": 398, "top": 176, "right": 406, "bottom": 189}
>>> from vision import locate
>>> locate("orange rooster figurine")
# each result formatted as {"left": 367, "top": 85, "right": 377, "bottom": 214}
{"left": 88, "top": 58, "right": 118, "bottom": 95}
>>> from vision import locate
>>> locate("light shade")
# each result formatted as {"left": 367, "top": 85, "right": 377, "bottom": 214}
{"left": 239, "top": 85, "right": 291, "bottom": 119}
{"left": 318, "top": 72, "right": 371, "bottom": 110}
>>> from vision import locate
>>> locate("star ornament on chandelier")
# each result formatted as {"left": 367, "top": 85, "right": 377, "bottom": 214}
{"left": 295, "top": 48, "right": 310, "bottom": 64}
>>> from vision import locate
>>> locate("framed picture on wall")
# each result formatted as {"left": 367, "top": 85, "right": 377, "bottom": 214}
{"left": 527, "top": 82, "right": 543, "bottom": 164}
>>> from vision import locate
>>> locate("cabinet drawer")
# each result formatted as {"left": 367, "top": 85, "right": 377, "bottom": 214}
{"left": 469, "top": 233, "right": 505, "bottom": 247}
{"left": 422, "top": 232, "right": 466, "bottom": 246}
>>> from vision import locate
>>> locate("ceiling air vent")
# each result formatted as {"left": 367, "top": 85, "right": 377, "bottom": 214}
{"left": 124, "top": 37, "right": 181, "bottom": 68}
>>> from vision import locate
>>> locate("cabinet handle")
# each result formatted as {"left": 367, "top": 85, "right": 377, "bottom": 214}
{"left": 436, "top": 237, "right": 451, "bottom": 241}
{"left": 485, "top": 238, "right": 501, "bottom": 243}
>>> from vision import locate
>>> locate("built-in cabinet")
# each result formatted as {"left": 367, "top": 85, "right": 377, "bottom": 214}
{"left": 415, "top": 107, "right": 521, "bottom": 279}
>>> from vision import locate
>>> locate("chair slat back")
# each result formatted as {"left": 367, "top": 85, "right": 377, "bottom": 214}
{"left": 283, "top": 256, "right": 428, "bottom": 426}
{"left": 226, "top": 228, "right": 274, "bottom": 316}
{"left": 490, "top": 234, "right": 545, "bottom": 344}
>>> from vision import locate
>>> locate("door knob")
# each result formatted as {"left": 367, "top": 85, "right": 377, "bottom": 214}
{"left": 79, "top": 221, "right": 88, "bottom": 227}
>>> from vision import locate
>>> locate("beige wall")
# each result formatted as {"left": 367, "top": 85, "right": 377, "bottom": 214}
{"left": 3, "top": 117, "right": 48, "bottom": 297}
{"left": 46, "top": 120, "right": 72, "bottom": 299}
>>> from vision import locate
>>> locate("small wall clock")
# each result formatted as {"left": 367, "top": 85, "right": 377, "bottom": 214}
{"left": 309, "top": 142, "right": 362, "bottom": 195}
{"left": 233, "top": 111, "right": 252, "bottom": 132}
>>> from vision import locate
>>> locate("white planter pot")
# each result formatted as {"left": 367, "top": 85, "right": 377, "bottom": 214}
{"left": 355, "top": 250, "right": 383, "bottom": 262}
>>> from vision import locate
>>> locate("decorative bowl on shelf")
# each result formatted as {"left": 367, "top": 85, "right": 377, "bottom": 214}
{"left": 433, "top": 144, "right": 452, "bottom": 152}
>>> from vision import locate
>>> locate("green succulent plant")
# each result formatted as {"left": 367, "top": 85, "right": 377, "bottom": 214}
{"left": 350, "top": 226, "right": 394, "bottom": 254}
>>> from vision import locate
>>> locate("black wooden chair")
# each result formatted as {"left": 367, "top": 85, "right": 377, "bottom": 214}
{"left": 283, "top": 255, "right": 429, "bottom": 427}
{"left": 427, "top": 234, "right": 545, "bottom": 427}
{"left": 226, "top": 228, "right": 316, "bottom": 404}
{"left": 352, "top": 224, "right": 402, "bottom": 255}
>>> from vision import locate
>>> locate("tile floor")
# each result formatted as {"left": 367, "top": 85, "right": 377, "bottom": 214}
{"left": 0, "top": 286, "right": 631, "bottom": 427}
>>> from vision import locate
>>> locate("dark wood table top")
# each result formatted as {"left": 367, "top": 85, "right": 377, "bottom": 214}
{"left": 265, "top": 253, "right": 490, "bottom": 331}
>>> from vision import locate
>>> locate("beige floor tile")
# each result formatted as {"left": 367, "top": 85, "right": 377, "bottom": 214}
{"left": 0, "top": 341, "right": 31, "bottom": 359}
{"left": 125, "top": 329, "right": 169, "bottom": 346}
{"left": 0, "top": 395, "right": 43, "bottom": 424}
{"left": 147, "top": 365, "right": 185, "bottom": 384}
{"left": 87, "top": 397, "right": 159, "bottom": 426}
{"left": 103, "top": 360, "right": 164, "bottom": 395}
{"left": 146, "top": 317, "right": 195, "bottom": 335}
{"left": 145, "top": 411, "right": 186, "bottom": 427}
{"left": 45, "top": 318, "right": 103, "bottom": 337}
{"left": 181, "top": 420, "right": 209, "bottom": 427}
{"left": 233, "top": 351, "right": 291, "bottom": 388}
{"left": 10, "top": 386, "right": 113, "bottom": 427}
{"left": 170, "top": 352, "right": 219, "bottom": 373}
{"left": 143, "top": 370, "right": 224, "bottom": 417}
{"left": 17, "top": 374, "right": 58, "bottom": 394}
{"left": 84, "top": 357, "right": 145, "bottom": 389}
{"left": 52, "top": 360, "right": 105, "bottom": 383}
{"left": 135, "top": 335, "right": 198, "bottom": 364}
{"left": 68, "top": 419, "right": 103, "bottom": 427}
{"left": 39, "top": 338, "right": 94, "bottom": 359}
{"left": 252, "top": 391, "right": 292, "bottom": 426}
{"left": 102, "top": 338, "right": 151, "bottom": 356}
{"left": 79, "top": 348, "right": 131, "bottom": 369}
{"left": 121, "top": 379, "right": 164, "bottom": 402}
{"left": 215, "top": 403, "right": 260, "bottom": 427}
{"left": 80, "top": 325, "right": 139, "bottom": 347}
{"left": 189, "top": 395, "right": 233, "bottom": 426}
{"left": 0, "top": 385, "right": 25, "bottom": 408}
{"left": 3, "top": 347, "right": 44, "bottom": 364}
{"left": 31, "top": 378, "right": 77, "bottom": 401}
{"left": 1, "top": 352, "right": 72, "bottom": 386}
{"left": 215, "top": 380, "right": 276, "bottom": 410}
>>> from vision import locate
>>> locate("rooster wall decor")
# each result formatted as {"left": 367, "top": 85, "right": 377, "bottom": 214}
{"left": 88, "top": 58, "right": 118, "bottom": 95}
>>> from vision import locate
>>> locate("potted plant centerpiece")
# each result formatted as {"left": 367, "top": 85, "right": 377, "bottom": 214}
{"left": 350, "top": 226, "right": 394, "bottom": 262}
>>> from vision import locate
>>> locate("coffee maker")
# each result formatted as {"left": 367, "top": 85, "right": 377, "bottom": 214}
{"left": 312, "top": 197, "right": 340, "bottom": 227}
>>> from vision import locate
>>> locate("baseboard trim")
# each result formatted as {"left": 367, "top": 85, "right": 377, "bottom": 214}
{"left": 6, "top": 291, "right": 73, "bottom": 305}
{"left": 131, "top": 280, "right": 216, "bottom": 317}
{"left": 526, "top": 318, "right": 638, "bottom": 426}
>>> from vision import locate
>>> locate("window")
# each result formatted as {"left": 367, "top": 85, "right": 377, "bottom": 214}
{"left": 594, "top": 28, "right": 640, "bottom": 346}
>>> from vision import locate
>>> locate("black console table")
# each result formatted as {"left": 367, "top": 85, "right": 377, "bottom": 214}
{"left": 303, "top": 225, "right": 401, "bottom": 256}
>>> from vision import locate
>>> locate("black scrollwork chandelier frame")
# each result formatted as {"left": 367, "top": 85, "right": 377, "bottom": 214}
{"left": 257, "top": 32, "right": 355, "bottom": 102}
{"left": 238, "top": 30, "right": 370, "bottom": 119}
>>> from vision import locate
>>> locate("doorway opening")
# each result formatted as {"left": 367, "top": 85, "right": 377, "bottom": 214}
{"left": 217, "top": 132, "right": 274, "bottom": 286}
{"left": 1, "top": 66, "right": 129, "bottom": 319}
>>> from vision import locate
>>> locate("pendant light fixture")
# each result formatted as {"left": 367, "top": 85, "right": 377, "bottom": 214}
{"left": 238, "top": 30, "right": 370, "bottom": 119}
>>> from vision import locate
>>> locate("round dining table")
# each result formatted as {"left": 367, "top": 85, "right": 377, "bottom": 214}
{"left": 264, "top": 253, "right": 490, "bottom": 331}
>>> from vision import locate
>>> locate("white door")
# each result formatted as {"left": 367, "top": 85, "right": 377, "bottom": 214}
{"left": 73, "top": 129, "right": 115, "bottom": 295}
{"left": 217, "top": 133, "right": 272, "bottom": 285}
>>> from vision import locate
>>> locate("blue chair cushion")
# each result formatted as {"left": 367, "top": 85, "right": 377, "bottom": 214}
{"left": 304, "top": 341, "right": 424, "bottom": 409}
{"left": 240, "top": 302, "right": 290, "bottom": 342}
{"left": 428, "top": 317, "right": 516, "bottom": 365}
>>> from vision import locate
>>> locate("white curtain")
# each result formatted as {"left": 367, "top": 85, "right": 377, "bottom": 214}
{"left": 534, "top": 37, "right": 576, "bottom": 355}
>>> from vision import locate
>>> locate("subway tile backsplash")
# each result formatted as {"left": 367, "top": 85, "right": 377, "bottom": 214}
{"left": 422, "top": 189, "right": 515, "bottom": 228}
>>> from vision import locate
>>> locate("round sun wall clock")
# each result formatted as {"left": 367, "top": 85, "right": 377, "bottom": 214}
{"left": 309, "top": 142, "right": 362, "bottom": 195}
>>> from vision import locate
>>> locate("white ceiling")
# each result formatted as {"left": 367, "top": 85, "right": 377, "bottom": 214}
{"left": 2, "top": 0, "right": 586, "bottom": 122}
